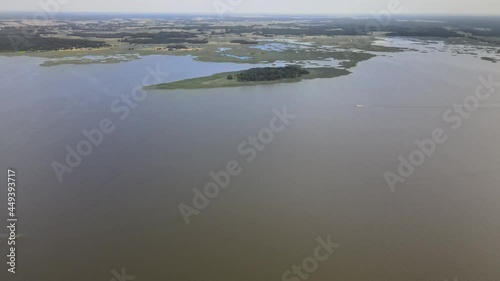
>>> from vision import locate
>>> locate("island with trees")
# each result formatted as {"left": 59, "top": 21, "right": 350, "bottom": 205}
{"left": 145, "top": 66, "right": 350, "bottom": 90}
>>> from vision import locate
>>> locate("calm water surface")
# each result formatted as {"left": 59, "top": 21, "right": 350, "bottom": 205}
{"left": 1, "top": 40, "right": 500, "bottom": 281}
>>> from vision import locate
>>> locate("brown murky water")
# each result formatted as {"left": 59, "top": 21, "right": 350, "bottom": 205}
{"left": 1, "top": 40, "right": 500, "bottom": 281}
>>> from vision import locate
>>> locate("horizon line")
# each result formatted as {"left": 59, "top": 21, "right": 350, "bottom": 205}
{"left": 1, "top": 11, "right": 500, "bottom": 17}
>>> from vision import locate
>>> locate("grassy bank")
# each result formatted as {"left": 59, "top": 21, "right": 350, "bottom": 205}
{"left": 145, "top": 67, "right": 351, "bottom": 90}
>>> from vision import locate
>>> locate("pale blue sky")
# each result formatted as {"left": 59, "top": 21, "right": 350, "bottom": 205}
{"left": 2, "top": 0, "right": 500, "bottom": 15}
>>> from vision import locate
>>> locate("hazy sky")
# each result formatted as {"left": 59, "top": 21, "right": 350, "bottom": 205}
{"left": 2, "top": 0, "right": 500, "bottom": 15}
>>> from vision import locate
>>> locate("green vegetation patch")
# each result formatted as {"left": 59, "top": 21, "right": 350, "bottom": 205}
{"left": 0, "top": 28, "right": 108, "bottom": 52}
{"left": 234, "top": 66, "right": 310, "bottom": 81}
{"left": 230, "top": 39, "right": 259, "bottom": 44}
{"left": 145, "top": 67, "right": 350, "bottom": 90}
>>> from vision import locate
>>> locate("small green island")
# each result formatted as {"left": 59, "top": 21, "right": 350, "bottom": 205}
{"left": 145, "top": 66, "right": 350, "bottom": 90}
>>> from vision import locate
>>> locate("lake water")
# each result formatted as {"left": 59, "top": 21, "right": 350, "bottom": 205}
{"left": 1, "top": 38, "right": 500, "bottom": 281}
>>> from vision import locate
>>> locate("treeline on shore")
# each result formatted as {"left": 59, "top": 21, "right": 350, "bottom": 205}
{"left": 0, "top": 29, "right": 108, "bottom": 52}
